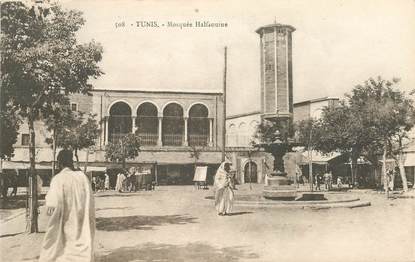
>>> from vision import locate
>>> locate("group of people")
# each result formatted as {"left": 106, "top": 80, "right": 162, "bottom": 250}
{"left": 39, "top": 149, "right": 233, "bottom": 262}
{"left": 0, "top": 173, "right": 18, "bottom": 198}
{"left": 299, "top": 171, "right": 346, "bottom": 191}
{"left": 115, "top": 168, "right": 154, "bottom": 193}
{"left": 91, "top": 173, "right": 110, "bottom": 192}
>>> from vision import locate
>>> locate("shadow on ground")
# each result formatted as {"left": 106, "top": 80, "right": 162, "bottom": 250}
{"left": 96, "top": 214, "right": 197, "bottom": 231}
{"left": 0, "top": 232, "right": 24, "bottom": 238}
{"left": 96, "top": 242, "right": 259, "bottom": 262}
{"left": 96, "top": 207, "right": 132, "bottom": 212}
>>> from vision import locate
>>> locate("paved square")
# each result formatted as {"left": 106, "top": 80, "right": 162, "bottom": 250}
{"left": 1, "top": 186, "right": 414, "bottom": 262}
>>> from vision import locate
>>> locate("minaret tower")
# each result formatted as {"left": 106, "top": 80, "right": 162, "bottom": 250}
{"left": 256, "top": 23, "right": 295, "bottom": 123}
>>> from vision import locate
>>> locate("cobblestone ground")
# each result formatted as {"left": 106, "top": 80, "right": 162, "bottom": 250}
{"left": 0, "top": 185, "right": 414, "bottom": 262}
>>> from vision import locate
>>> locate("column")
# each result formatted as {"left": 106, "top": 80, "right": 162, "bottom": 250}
{"left": 104, "top": 116, "right": 109, "bottom": 145}
{"left": 209, "top": 118, "right": 213, "bottom": 147}
{"left": 157, "top": 116, "right": 162, "bottom": 146}
{"left": 132, "top": 115, "right": 137, "bottom": 134}
{"left": 184, "top": 117, "right": 188, "bottom": 146}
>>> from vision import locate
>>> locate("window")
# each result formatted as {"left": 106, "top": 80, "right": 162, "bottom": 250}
{"left": 71, "top": 103, "right": 78, "bottom": 112}
{"left": 22, "top": 134, "right": 30, "bottom": 146}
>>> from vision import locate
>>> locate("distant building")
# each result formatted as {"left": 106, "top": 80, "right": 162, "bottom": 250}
{"left": 7, "top": 90, "right": 227, "bottom": 186}
{"left": 293, "top": 97, "right": 340, "bottom": 122}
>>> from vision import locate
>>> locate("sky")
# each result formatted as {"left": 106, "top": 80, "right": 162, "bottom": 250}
{"left": 62, "top": 0, "right": 415, "bottom": 115}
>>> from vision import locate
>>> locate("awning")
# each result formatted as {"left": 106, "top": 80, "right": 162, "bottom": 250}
{"left": 134, "top": 151, "right": 223, "bottom": 165}
{"left": 1, "top": 161, "right": 51, "bottom": 170}
{"left": 85, "top": 166, "right": 107, "bottom": 172}
{"left": 300, "top": 151, "right": 341, "bottom": 165}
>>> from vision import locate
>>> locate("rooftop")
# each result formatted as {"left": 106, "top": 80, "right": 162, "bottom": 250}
{"left": 256, "top": 23, "right": 296, "bottom": 34}
{"left": 92, "top": 88, "right": 223, "bottom": 95}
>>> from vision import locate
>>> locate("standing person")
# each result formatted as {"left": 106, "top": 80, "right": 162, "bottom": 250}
{"left": 316, "top": 174, "right": 322, "bottom": 191}
{"left": 9, "top": 172, "right": 18, "bottom": 197}
{"left": 337, "top": 176, "right": 343, "bottom": 189}
{"left": 214, "top": 162, "right": 234, "bottom": 216}
{"left": 91, "top": 176, "right": 96, "bottom": 193}
{"left": 323, "top": 171, "right": 330, "bottom": 191}
{"left": 39, "top": 149, "right": 95, "bottom": 262}
{"left": 115, "top": 172, "right": 124, "bottom": 193}
{"left": 328, "top": 171, "right": 333, "bottom": 190}
{"left": 104, "top": 172, "right": 110, "bottom": 191}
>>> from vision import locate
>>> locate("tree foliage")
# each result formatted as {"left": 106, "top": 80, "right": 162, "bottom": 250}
{"left": 0, "top": 105, "right": 20, "bottom": 160}
{"left": 1, "top": 2, "right": 103, "bottom": 117}
{"left": 298, "top": 77, "right": 415, "bottom": 189}
{"left": 46, "top": 110, "right": 100, "bottom": 164}
{"left": 105, "top": 134, "right": 141, "bottom": 168}
{"left": 1, "top": 1, "right": 103, "bottom": 232}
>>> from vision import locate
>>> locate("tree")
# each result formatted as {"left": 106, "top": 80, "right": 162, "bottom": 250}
{"left": 105, "top": 134, "right": 141, "bottom": 169}
{"left": 44, "top": 100, "right": 75, "bottom": 176}
{"left": 294, "top": 118, "right": 321, "bottom": 191}
{"left": 0, "top": 106, "right": 20, "bottom": 161}
{"left": 348, "top": 77, "right": 415, "bottom": 193}
{"left": 46, "top": 111, "right": 100, "bottom": 173}
{"left": 1, "top": 2, "right": 103, "bottom": 232}
{"left": 313, "top": 102, "right": 374, "bottom": 187}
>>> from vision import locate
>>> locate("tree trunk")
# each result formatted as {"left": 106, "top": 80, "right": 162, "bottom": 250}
{"left": 308, "top": 148, "right": 313, "bottom": 192}
{"left": 398, "top": 151, "right": 408, "bottom": 192}
{"left": 84, "top": 147, "right": 90, "bottom": 174}
{"left": 382, "top": 145, "right": 389, "bottom": 198}
{"left": 52, "top": 129, "right": 56, "bottom": 177}
{"left": 351, "top": 156, "right": 358, "bottom": 188}
{"left": 27, "top": 112, "right": 38, "bottom": 233}
{"left": 74, "top": 148, "right": 80, "bottom": 169}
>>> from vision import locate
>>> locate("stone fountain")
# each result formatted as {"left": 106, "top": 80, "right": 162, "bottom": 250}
{"left": 263, "top": 170, "right": 297, "bottom": 200}
{"left": 260, "top": 130, "right": 299, "bottom": 200}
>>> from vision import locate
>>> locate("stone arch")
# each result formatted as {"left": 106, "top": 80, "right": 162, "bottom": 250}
{"left": 243, "top": 160, "right": 258, "bottom": 183}
{"left": 188, "top": 103, "right": 209, "bottom": 146}
{"left": 135, "top": 101, "right": 160, "bottom": 116}
{"left": 161, "top": 101, "right": 185, "bottom": 117}
{"left": 186, "top": 102, "right": 210, "bottom": 118}
{"left": 162, "top": 103, "right": 184, "bottom": 146}
{"left": 108, "top": 101, "right": 132, "bottom": 142}
{"left": 136, "top": 102, "right": 159, "bottom": 145}
{"left": 107, "top": 99, "right": 132, "bottom": 116}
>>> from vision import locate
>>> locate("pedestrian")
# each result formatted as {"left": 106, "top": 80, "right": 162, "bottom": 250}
{"left": 104, "top": 172, "right": 110, "bottom": 190}
{"left": 1, "top": 172, "right": 9, "bottom": 199}
{"left": 9, "top": 172, "right": 18, "bottom": 197}
{"left": 115, "top": 172, "right": 125, "bottom": 193}
{"left": 39, "top": 149, "right": 95, "bottom": 262}
{"left": 214, "top": 161, "right": 234, "bottom": 216}
{"left": 328, "top": 171, "right": 333, "bottom": 190}
{"left": 92, "top": 176, "right": 96, "bottom": 193}
{"left": 316, "top": 174, "right": 322, "bottom": 191}
{"left": 323, "top": 171, "right": 330, "bottom": 191}
{"left": 337, "top": 176, "right": 343, "bottom": 189}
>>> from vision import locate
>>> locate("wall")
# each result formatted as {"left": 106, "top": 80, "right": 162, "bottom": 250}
{"left": 226, "top": 113, "right": 261, "bottom": 147}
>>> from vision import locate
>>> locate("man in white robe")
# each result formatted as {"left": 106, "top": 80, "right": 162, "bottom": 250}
{"left": 39, "top": 149, "right": 95, "bottom": 262}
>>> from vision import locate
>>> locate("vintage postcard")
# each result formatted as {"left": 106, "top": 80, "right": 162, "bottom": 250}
{"left": 1, "top": 0, "right": 414, "bottom": 261}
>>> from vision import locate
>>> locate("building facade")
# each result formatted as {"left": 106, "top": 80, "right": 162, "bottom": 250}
{"left": 6, "top": 90, "right": 226, "bottom": 186}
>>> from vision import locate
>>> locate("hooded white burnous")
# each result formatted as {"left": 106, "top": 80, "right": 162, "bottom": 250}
{"left": 214, "top": 162, "right": 234, "bottom": 215}
{"left": 39, "top": 167, "right": 95, "bottom": 262}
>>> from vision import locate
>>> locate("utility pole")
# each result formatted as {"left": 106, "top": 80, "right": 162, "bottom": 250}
{"left": 221, "top": 47, "right": 227, "bottom": 162}
{"left": 308, "top": 125, "right": 313, "bottom": 192}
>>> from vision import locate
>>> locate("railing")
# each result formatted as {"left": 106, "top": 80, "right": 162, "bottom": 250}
{"left": 189, "top": 134, "right": 208, "bottom": 146}
{"left": 163, "top": 134, "right": 184, "bottom": 146}
{"left": 110, "top": 133, "right": 130, "bottom": 143}
{"left": 138, "top": 133, "right": 158, "bottom": 146}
